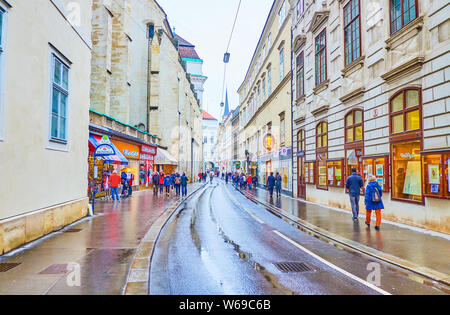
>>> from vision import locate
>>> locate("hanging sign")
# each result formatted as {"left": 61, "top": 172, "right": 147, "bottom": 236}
{"left": 264, "top": 134, "right": 274, "bottom": 150}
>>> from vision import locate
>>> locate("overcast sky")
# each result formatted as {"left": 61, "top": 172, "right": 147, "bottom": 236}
{"left": 156, "top": 0, "right": 274, "bottom": 121}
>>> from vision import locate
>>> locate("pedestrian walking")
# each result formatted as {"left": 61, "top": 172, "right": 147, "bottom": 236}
{"left": 174, "top": 173, "right": 182, "bottom": 196}
{"left": 365, "top": 175, "right": 384, "bottom": 230}
{"left": 252, "top": 175, "right": 258, "bottom": 188}
{"left": 345, "top": 167, "right": 364, "bottom": 221}
{"left": 267, "top": 172, "right": 276, "bottom": 198}
{"left": 247, "top": 174, "right": 253, "bottom": 190}
{"left": 152, "top": 171, "right": 160, "bottom": 196}
{"left": 159, "top": 171, "right": 165, "bottom": 195}
{"left": 275, "top": 173, "right": 282, "bottom": 197}
{"left": 209, "top": 171, "right": 214, "bottom": 184}
{"left": 181, "top": 173, "right": 189, "bottom": 197}
{"left": 164, "top": 174, "right": 172, "bottom": 196}
{"left": 109, "top": 171, "right": 121, "bottom": 202}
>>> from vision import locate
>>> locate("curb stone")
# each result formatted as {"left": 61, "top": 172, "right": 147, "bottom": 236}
{"left": 123, "top": 184, "right": 206, "bottom": 295}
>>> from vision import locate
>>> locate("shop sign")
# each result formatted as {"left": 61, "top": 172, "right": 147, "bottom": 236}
{"left": 280, "top": 148, "right": 288, "bottom": 156}
{"left": 112, "top": 140, "right": 140, "bottom": 160}
{"left": 297, "top": 151, "right": 305, "bottom": 157}
{"left": 141, "top": 144, "right": 157, "bottom": 161}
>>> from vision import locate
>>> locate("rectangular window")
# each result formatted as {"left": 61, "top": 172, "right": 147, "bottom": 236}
{"left": 392, "top": 141, "right": 422, "bottom": 202}
{"left": 390, "top": 0, "right": 418, "bottom": 34}
{"left": 262, "top": 78, "right": 266, "bottom": 102}
{"left": 268, "top": 33, "right": 272, "bottom": 49}
{"left": 305, "top": 162, "right": 315, "bottom": 184}
{"left": 268, "top": 67, "right": 272, "bottom": 95}
{"left": 344, "top": 0, "right": 361, "bottom": 66}
{"left": 327, "top": 160, "right": 344, "bottom": 187}
{"left": 0, "top": 7, "right": 5, "bottom": 140}
{"left": 50, "top": 54, "right": 70, "bottom": 142}
{"left": 296, "top": 52, "right": 304, "bottom": 99}
{"left": 422, "top": 153, "right": 450, "bottom": 199}
{"left": 280, "top": 116, "right": 286, "bottom": 144}
{"left": 315, "top": 29, "right": 327, "bottom": 86}
{"left": 278, "top": 1, "right": 286, "bottom": 29}
{"left": 317, "top": 153, "right": 328, "bottom": 189}
{"left": 363, "top": 156, "right": 389, "bottom": 192}
{"left": 280, "top": 48, "right": 285, "bottom": 81}
{"left": 297, "top": 0, "right": 304, "bottom": 17}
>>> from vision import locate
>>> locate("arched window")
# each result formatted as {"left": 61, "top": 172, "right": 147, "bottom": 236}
{"left": 390, "top": 88, "right": 421, "bottom": 135}
{"left": 345, "top": 109, "right": 363, "bottom": 143}
{"left": 316, "top": 122, "right": 328, "bottom": 149}
{"left": 390, "top": 87, "right": 423, "bottom": 203}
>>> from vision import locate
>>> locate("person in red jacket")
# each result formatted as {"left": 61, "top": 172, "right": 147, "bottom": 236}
{"left": 247, "top": 174, "right": 253, "bottom": 190}
{"left": 109, "top": 171, "right": 121, "bottom": 202}
{"left": 159, "top": 171, "right": 165, "bottom": 195}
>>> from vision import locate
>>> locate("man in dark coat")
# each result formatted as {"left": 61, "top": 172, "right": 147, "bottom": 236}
{"left": 267, "top": 172, "right": 276, "bottom": 198}
{"left": 346, "top": 168, "right": 364, "bottom": 221}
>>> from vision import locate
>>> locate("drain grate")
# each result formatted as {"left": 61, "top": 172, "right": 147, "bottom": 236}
{"left": 274, "top": 262, "right": 315, "bottom": 273}
{"left": 0, "top": 263, "right": 21, "bottom": 272}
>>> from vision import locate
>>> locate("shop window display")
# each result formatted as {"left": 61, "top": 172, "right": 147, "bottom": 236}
{"left": 392, "top": 141, "right": 422, "bottom": 202}
{"left": 327, "top": 160, "right": 344, "bottom": 187}
{"left": 317, "top": 153, "right": 328, "bottom": 189}
{"left": 422, "top": 152, "right": 450, "bottom": 199}
{"left": 363, "top": 156, "right": 389, "bottom": 192}
{"left": 305, "top": 162, "right": 315, "bottom": 184}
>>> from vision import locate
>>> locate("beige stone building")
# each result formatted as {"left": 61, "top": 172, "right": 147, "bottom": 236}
{"left": 290, "top": 0, "right": 450, "bottom": 233}
{"left": 0, "top": 0, "right": 92, "bottom": 254}
{"left": 90, "top": 0, "right": 203, "bottom": 180}
{"left": 238, "top": 0, "right": 293, "bottom": 193}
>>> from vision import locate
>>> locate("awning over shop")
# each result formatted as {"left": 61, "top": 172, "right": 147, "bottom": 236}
{"left": 155, "top": 148, "right": 178, "bottom": 166}
{"left": 89, "top": 134, "right": 129, "bottom": 165}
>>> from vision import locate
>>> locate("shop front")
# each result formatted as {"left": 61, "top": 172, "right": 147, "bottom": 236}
{"left": 88, "top": 134, "right": 129, "bottom": 198}
{"left": 140, "top": 144, "right": 157, "bottom": 189}
{"left": 111, "top": 139, "right": 141, "bottom": 189}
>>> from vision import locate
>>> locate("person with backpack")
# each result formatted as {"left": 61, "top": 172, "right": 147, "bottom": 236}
{"left": 164, "top": 174, "right": 172, "bottom": 196}
{"left": 365, "top": 175, "right": 384, "bottom": 230}
{"left": 346, "top": 168, "right": 364, "bottom": 221}
{"left": 174, "top": 173, "right": 182, "bottom": 196}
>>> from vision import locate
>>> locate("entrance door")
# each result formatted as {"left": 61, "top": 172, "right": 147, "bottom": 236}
{"left": 297, "top": 157, "right": 306, "bottom": 199}
{"left": 266, "top": 160, "right": 272, "bottom": 185}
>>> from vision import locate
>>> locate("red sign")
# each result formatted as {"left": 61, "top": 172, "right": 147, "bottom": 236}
{"left": 140, "top": 144, "right": 157, "bottom": 161}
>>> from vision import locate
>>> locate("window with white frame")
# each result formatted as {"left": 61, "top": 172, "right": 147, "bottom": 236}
{"left": 279, "top": 48, "right": 285, "bottom": 81}
{"left": 297, "top": 0, "right": 304, "bottom": 18}
{"left": 50, "top": 54, "right": 70, "bottom": 142}
{"left": 0, "top": 6, "right": 5, "bottom": 140}
{"left": 268, "top": 67, "right": 272, "bottom": 95}
{"left": 262, "top": 78, "right": 266, "bottom": 102}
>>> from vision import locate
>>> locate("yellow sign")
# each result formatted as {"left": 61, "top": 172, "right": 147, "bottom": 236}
{"left": 264, "top": 134, "right": 274, "bottom": 150}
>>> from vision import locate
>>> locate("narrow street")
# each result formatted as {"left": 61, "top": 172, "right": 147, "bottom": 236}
{"left": 149, "top": 179, "right": 446, "bottom": 295}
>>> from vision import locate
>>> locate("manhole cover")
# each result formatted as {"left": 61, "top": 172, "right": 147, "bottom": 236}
{"left": 0, "top": 263, "right": 21, "bottom": 272}
{"left": 274, "top": 262, "right": 315, "bottom": 273}
{"left": 39, "top": 264, "right": 69, "bottom": 275}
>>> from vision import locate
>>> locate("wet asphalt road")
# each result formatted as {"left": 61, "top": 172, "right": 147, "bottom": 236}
{"left": 150, "top": 179, "right": 447, "bottom": 295}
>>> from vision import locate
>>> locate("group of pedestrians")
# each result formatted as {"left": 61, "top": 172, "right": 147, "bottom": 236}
{"left": 228, "top": 172, "right": 258, "bottom": 191}
{"left": 346, "top": 168, "right": 384, "bottom": 230}
{"left": 105, "top": 170, "right": 135, "bottom": 203}
{"left": 152, "top": 171, "right": 189, "bottom": 197}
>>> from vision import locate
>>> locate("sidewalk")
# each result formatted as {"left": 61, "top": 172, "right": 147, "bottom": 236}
{"left": 0, "top": 183, "right": 202, "bottom": 295}
{"left": 242, "top": 186, "right": 450, "bottom": 284}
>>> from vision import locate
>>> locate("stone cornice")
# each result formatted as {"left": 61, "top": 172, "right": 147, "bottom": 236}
{"left": 339, "top": 87, "right": 366, "bottom": 103}
{"left": 385, "top": 16, "right": 424, "bottom": 50}
{"left": 341, "top": 55, "right": 365, "bottom": 77}
{"left": 313, "top": 79, "right": 330, "bottom": 95}
{"left": 311, "top": 104, "right": 330, "bottom": 116}
{"left": 381, "top": 56, "right": 425, "bottom": 82}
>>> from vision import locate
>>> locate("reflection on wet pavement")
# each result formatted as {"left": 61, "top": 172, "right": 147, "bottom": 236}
{"left": 246, "top": 187, "right": 450, "bottom": 275}
{"left": 0, "top": 184, "right": 201, "bottom": 295}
